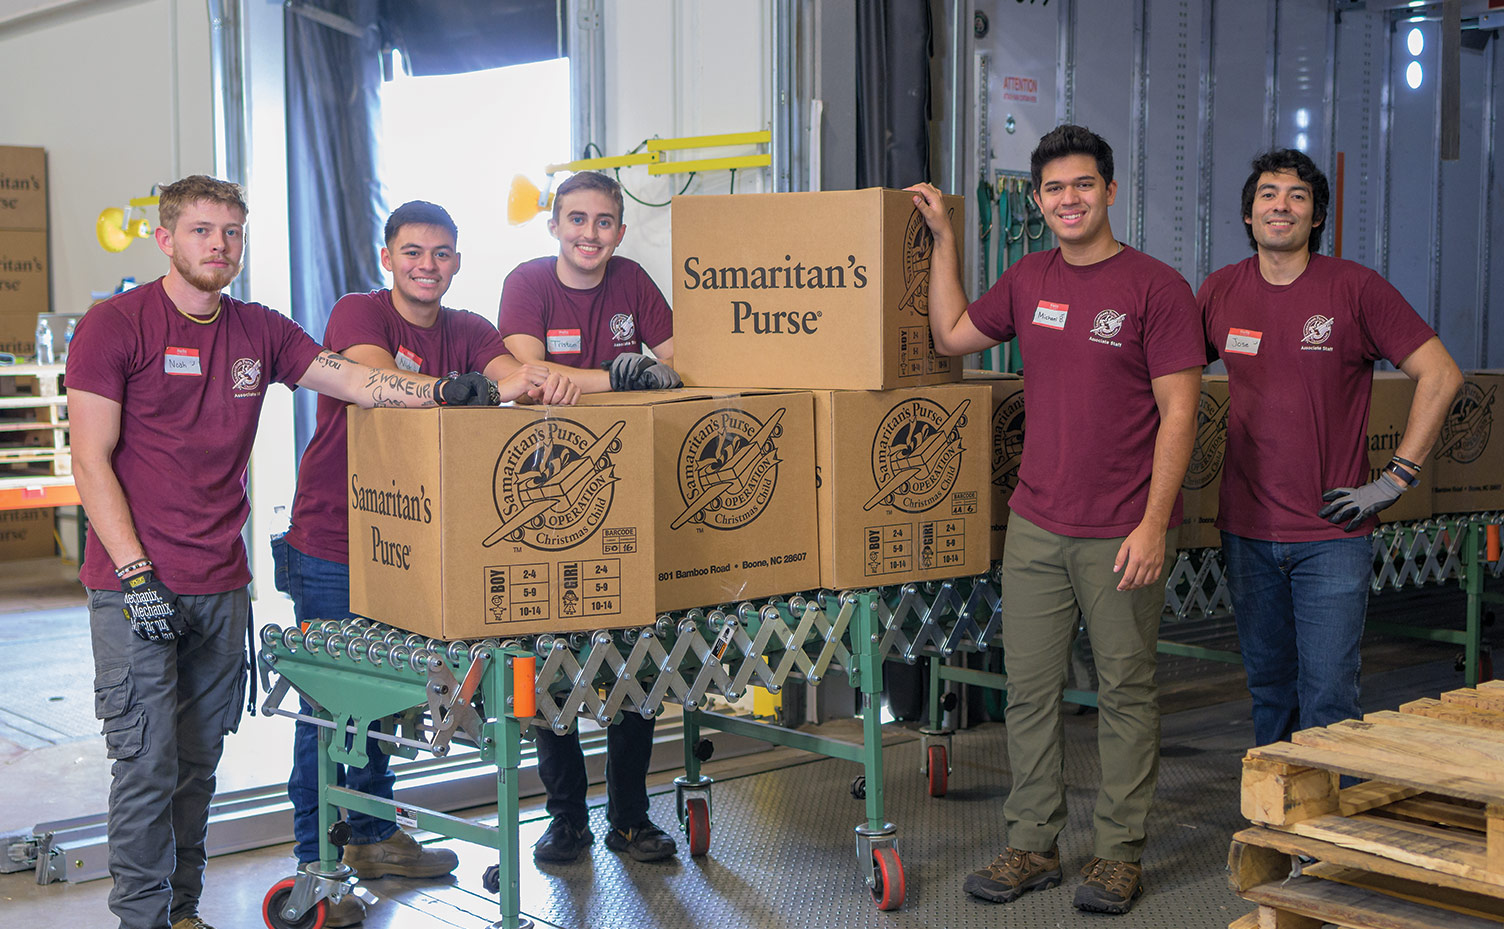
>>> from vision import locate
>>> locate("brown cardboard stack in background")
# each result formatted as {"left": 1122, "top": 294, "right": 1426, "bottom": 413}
{"left": 964, "top": 370, "right": 1023, "bottom": 560}
{"left": 575, "top": 389, "right": 819, "bottom": 611}
{"left": 1180, "top": 375, "right": 1230, "bottom": 549}
{"left": 1368, "top": 371, "right": 1434, "bottom": 522}
{"left": 671, "top": 188, "right": 965, "bottom": 390}
{"left": 0, "top": 146, "right": 49, "bottom": 357}
{"left": 347, "top": 405, "right": 656, "bottom": 639}
{"left": 812, "top": 383, "right": 991, "bottom": 589}
{"left": 0, "top": 508, "right": 54, "bottom": 559}
{"left": 1432, "top": 370, "right": 1504, "bottom": 513}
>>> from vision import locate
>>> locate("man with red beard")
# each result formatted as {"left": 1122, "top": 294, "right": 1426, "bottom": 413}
{"left": 65, "top": 175, "right": 549, "bottom": 929}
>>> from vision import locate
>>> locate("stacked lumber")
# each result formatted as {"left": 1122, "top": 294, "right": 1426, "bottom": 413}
{"left": 1228, "top": 684, "right": 1504, "bottom": 928}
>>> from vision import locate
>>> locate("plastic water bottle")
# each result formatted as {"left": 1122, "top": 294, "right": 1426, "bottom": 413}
{"left": 34, "top": 318, "right": 53, "bottom": 365}
{"left": 62, "top": 318, "right": 76, "bottom": 361}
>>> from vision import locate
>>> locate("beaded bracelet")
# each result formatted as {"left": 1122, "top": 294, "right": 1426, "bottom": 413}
{"left": 115, "top": 558, "right": 152, "bottom": 579}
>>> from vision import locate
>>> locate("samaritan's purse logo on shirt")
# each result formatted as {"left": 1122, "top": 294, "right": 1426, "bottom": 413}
{"left": 164, "top": 347, "right": 202, "bottom": 376}
{"left": 1225, "top": 327, "right": 1262, "bottom": 355}
{"left": 609, "top": 313, "right": 635, "bottom": 344}
{"left": 546, "top": 328, "right": 582, "bottom": 354}
{"left": 1301, "top": 315, "right": 1335, "bottom": 351}
{"left": 1088, "top": 309, "right": 1127, "bottom": 346}
{"left": 231, "top": 357, "right": 263, "bottom": 397}
{"left": 395, "top": 345, "right": 423, "bottom": 373}
{"left": 1032, "top": 300, "right": 1068, "bottom": 329}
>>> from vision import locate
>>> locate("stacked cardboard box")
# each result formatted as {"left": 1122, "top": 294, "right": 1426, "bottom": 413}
{"left": 1180, "top": 375, "right": 1230, "bottom": 549}
{"left": 1431, "top": 370, "right": 1504, "bottom": 514}
{"left": 1367, "top": 372, "right": 1434, "bottom": 522}
{"left": 0, "top": 146, "right": 49, "bottom": 357}
{"left": 0, "top": 508, "right": 53, "bottom": 559}
{"left": 964, "top": 370, "right": 1024, "bottom": 560}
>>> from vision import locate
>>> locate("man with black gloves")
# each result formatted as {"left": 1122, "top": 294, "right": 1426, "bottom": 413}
{"left": 276, "top": 200, "right": 574, "bottom": 926}
{"left": 65, "top": 176, "right": 545, "bottom": 929}
{"left": 497, "top": 170, "right": 679, "bottom": 867}
{"left": 1199, "top": 149, "right": 1461, "bottom": 747}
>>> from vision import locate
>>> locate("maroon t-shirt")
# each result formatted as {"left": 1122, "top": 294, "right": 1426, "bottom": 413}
{"left": 284, "top": 290, "right": 509, "bottom": 563}
{"left": 497, "top": 256, "right": 672, "bottom": 369}
{"left": 65, "top": 278, "right": 322, "bottom": 593}
{"left": 969, "top": 246, "right": 1205, "bottom": 538}
{"left": 1200, "top": 254, "right": 1435, "bottom": 541}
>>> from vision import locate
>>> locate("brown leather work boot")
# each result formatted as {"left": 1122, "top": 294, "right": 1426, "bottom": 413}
{"left": 342, "top": 830, "right": 459, "bottom": 879}
{"left": 1073, "top": 856, "right": 1144, "bottom": 914}
{"left": 962, "top": 845, "right": 1062, "bottom": 903}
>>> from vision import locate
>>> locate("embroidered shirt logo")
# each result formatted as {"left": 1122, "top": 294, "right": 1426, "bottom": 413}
{"left": 609, "top": 313, "right": 635, "bottom": 344}
{"left": 1090, "top": 309, "right": 1126, "bottom": 340}
{"left": 231, "top": 357, "right": 262, "bottom": 396}
{"left": 1301, "top": 315, "right": 1334, "bottom": 346}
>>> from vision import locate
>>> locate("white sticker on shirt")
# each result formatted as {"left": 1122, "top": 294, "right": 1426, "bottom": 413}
{"left": 164, "top": 347, "right": 202, "bottom": 376}
{"left": 1032, "top": 300, "right": 1068, "bottom": 330}
{"left": 1225, "top": 327, "right": 1262, "bottom": 356}
{"left": 547, "top": 328, "right": 582, "bottom": 354}
{"left": 395, "top": 345, "right": 422, "bottom": 373}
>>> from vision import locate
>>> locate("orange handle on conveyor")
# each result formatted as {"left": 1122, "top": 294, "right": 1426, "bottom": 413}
{"left": 512, "top": 655, "right": 536, "bottom": 719}
{"left": 1488, "top": 523, "right": 1501, "bottom": 563}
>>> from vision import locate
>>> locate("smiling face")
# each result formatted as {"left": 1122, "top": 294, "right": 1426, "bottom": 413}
{"left": 381, "top": 223, "right": 460, "bottom": 311}
{"left": 157, "top": 198, "right": 245, "bottom": 294}
{"left": 548, "top": 188, "right": 626, "bottom": 288}
{"left": 1033, "top": 153, "right": 1118, "bottom": 253}
{"left": 1244, "top": 169, "right": 1321, "bottom": 256}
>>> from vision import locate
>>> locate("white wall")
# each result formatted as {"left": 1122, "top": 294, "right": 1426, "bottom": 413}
{"left": 0, "top": 0, "right": 214, "bottom": 315}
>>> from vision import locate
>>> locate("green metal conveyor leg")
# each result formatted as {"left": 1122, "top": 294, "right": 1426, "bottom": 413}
{"left": 487, "top": 648, "right": 531, "bottom": 929}
{"left": 850, "top": 591, "right": 904, "bottom": 909}
{"left": 1465, "top": 523, "right": 1483, "bottom": 687}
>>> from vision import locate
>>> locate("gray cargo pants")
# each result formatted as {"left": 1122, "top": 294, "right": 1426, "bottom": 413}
{"left": 88, "top": 585, "right": 249, "bottom": 929}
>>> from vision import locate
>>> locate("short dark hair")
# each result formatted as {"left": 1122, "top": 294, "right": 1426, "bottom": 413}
{"left": 551, "top": 171, "right": 625, "bottom": 224}
{"left": 384, "top": 200, "right": 458, "bottom": 245}
{"left": 1240, "top": 149, "right": 1328, "bottom": 253}
{"left": 1030, "top": 124, "right": 1114, "bottom": 190}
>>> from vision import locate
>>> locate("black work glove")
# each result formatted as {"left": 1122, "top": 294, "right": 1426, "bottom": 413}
{"left": 606, "top": 352, "right": 682, "bottom": 391}
{"left": 436, "top": 371, "right": 500, "bottom": 406}
{"left": 1318, "top": 477, "right": 1405, "bottom": 532}
{"left": 121, "top": 570, "right": 190, "bottom": 642}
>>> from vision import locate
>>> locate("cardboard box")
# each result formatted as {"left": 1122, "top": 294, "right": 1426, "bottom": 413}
{"left": 813, "top": 383, "right": 991, "bottom": 589}
{"left": 347, "top": 405, "right": 656, "bottom": 639}
{"left": 964, "top": 370, "right": 1024, "bottom": 560}
{"left": 0, "top": 507, "right": 53, "bottom": 560}
{"left": 575, "top": 388, "right": 820, "bottom": 610}
{"left": 671, "top": 188, "right": 966, "bottom": 391}
{"left": 1368, "top": 371, "right": 1434, "bottom": 522}
{"left": 0, "top": 229, "right": 49, "bottom": 356}
{"left": 1179, "top": 375, "right": 1230, "bottom": 549}
{"left": 0, "top": 146, "right": 47, "bottom": 231}
{"left": 1432, "top": 370, "right": 1504, "bottom": 513}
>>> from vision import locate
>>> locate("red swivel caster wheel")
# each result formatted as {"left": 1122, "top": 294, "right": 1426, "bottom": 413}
{"left": 870, "top": 847, "right": 906, "bottom": 910}
{"left": 685, "top": 797, "right": 711, "bottom": 857}
{"left": 927, "top": 744, "right": 949, "bottom": 797}
{"left": 262, "top": 877, "right": 326, "bottom": 929}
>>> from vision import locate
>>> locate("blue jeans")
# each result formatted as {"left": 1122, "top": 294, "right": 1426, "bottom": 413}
{"left": 271, "top": 534, "right": 398, "bottom": 863}
{"left": 1221, "top": 532, "right": 1372, "bottom": 746}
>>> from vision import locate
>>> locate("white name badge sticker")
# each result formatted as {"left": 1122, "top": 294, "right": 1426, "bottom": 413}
{"left": 1225, "top": 327, "right": 1263, "bottom": 356}
{"left": 164, "top": 347, "right": 202, "bottom": 376}
{"left": 546, "top": 328, "right": 582, "bottom": 354}
{"left": 1032, "top": 300, "right": 1069, "bottom": 330}
{"left": 395, "top": 345, "right": 423, "bottom": 372}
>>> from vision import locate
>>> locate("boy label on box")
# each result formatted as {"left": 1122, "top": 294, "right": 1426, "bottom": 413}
{"left": 485, "top": 417, "right": 626, "bottom": 550}
{"left": 867, "top": 397, "right": 969, "bottom": 512}
{"left": 673, "top": 407, "right": 784, "bottom": 530}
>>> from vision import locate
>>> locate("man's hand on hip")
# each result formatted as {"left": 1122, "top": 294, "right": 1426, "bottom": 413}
{"left": 1318, "top": 475, "right": 1404, "bottom": 532}
{"left": 122, "top": 570, "right": 190, "bottom": 642}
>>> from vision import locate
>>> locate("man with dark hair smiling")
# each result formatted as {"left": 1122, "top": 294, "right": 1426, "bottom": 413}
{"left": 65, "top": 177, "right": 534, "bottom": 929}
{"left": 909, "top": 124, "right": 1203, "bottom": 914}
{"left": 275, "top": 199, "right": 575, "bottom": 925}
{"left": 1199, "top": 149, "right": 1460, "bottom": 749}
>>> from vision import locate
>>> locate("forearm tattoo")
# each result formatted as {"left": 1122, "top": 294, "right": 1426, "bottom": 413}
{"left": 365, "top": 368, "right": 437, "bottom": 408}
{"left": 315, "top": 351, "right": 351, "bottom": 370}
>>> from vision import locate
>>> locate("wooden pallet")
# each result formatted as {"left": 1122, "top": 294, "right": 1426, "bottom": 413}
{"left": 1242, "top": 688, "right": 1504, "bottom": 889}
{"left": 0, "top": 364, "right": 68, "bottom": 477}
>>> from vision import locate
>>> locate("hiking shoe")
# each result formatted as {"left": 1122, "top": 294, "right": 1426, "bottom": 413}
{"left": 171, "top": 918, "right": 215, "bottom": 929}
{"left": 962, "top": 846, "right": 1062, "bottom": 903}
{"left": 604, "top": 822, "right": 677, "bottom": 862}
{"left": 533, "top": 818, "right": 595, "bottom": 863}
{"left": 342, "top": 830, "right": 459, "bottom": 879}
{"left": 1073, "top": 857, "right": 1144, "bottom": 914}
{"left": 324, "top": 893, "right": 368, "bottom": 927}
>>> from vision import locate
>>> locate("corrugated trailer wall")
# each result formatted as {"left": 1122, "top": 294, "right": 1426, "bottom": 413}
{"left": 968, "top": 0, "right": 1502, "bottom": 367}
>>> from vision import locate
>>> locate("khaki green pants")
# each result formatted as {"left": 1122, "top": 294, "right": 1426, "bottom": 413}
{"left": 999, "top": 513, "right": 1176, "bottom": 862}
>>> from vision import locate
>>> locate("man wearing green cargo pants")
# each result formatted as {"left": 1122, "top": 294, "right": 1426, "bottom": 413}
{"left": 908, "top": 124, "right": 1203, "bottom": 914}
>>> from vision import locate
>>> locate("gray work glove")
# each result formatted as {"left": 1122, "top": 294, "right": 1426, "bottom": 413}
{"left": 436, "top": 371, "right": 500, "bottom": 406}
{"left": 606, "top": 352, "right": 682, "bottom": 391}
{"left": 121, "top": 570, "right": 190, "bottom": 642}
{"left": 1318, "top": 477, "right": 1404, "bottom": 532}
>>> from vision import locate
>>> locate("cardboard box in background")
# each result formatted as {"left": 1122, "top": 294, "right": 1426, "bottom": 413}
{"left": 0, "top": 507, "right": 53, "bottom": 560}
{"left": 0, "top": 229, "right": 49, "bottom": 356}
{"left": 964, "top": 370, "right": 1024, "bottom": 561}
{"left": 0, "top": 146, "right": 47, "bottom": 231}
{"left": 576, "top": 389, "right": 820, "bottom": 611}
{"left": 1368, "top": 371, "right": 1434, "bottom": 523}
{"left": 1179, "top": 375, "right": 1230, "bottom": 550}
{"left": 1432, "top": 370, "right": 1504, "bottom": 513}
{"left": 672, "top": 188, "right": 966, "bottom": 391}
{"left": 813, "top": 383, "right": 991, "bottom": 589}
{"left": 347, "top": 406, "right": 656, "bottom": 639}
